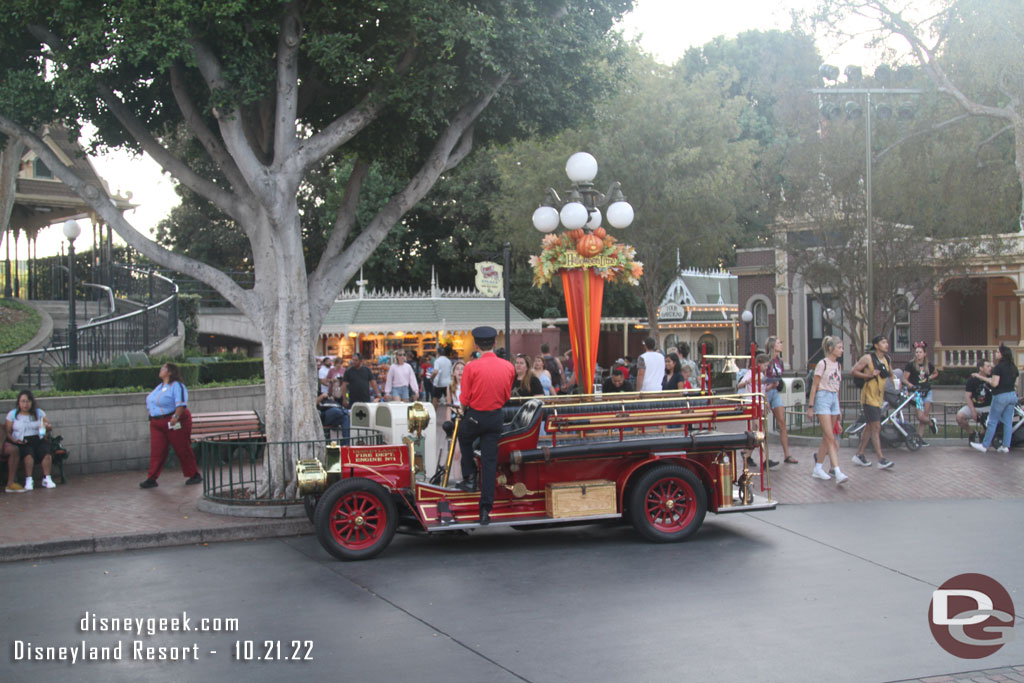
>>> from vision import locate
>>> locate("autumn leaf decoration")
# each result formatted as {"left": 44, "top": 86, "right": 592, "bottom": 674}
{"left": 530, "top": 230, "right": 643, "bottom": 287}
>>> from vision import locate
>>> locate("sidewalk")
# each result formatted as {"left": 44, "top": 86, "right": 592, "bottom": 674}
{"left": 0, "top": 470, "right": 310, "bottom": 562}
{"left": 1, "top": 438, "right": 1021, "bottom": 562}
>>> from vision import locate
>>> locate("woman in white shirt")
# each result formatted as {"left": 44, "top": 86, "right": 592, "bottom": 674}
{"left": 384, "top": 351, "right": 419, "bottom": 402}
{"left": 806, "top": 336, "right": 847, "bottom": 484}
{"left": 5, "top": 390, "right": 54, "bottom": 491}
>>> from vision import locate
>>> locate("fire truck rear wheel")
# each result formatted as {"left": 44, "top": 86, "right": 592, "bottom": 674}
{"left": 315, "top": 478, "right": 398, "bottom": 561}
{"left": 628, "top": 464, "right": 707, "bottom": 543}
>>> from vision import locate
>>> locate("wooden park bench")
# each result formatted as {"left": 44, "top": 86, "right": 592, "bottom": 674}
{"left": 190, "top": 410, "right": 264, "bottom": 443}
{"left": 190, "top": 410, "right": 265, "bottom": 466}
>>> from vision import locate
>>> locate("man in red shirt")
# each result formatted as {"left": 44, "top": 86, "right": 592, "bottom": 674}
{"left": 457, "top": 326, "right": 515, "bottom": 524}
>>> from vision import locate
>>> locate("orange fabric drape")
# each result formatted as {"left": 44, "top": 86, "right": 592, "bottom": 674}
{"left": 561, "top": 268, "right": 605, "bottom": 392}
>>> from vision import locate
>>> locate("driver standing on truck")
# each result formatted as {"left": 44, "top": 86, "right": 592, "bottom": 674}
{"left": 457, "top": 326, "right": 515, "bottom": 525}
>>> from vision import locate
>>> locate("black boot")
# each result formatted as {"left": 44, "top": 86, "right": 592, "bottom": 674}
{"left": 478, "top": 507, "right": 491, "bottom": 526}
{"left": 457, "top": 474, "right": 478, "bottom": 492}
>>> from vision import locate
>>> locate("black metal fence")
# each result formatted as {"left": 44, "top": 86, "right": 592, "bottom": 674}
{"left": 0, "top": 263, "right": 179, "bottom": 378}
{"left": 199, "top": 429, "right": 383, "bottom": 505}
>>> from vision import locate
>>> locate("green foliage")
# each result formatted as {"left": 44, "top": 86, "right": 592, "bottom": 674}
{"left": 0, "top": 298, "right": 41, "bottom": 353}
{"left": 53, "top": 364, "right": 201, "bottom": 392}
{"left": 492, "top": 49, "right": 760, "bottom": 329}
{"left": 936, "top": 367, "right": 974, "bottom": 386}
{"left": 199, "top": 359, "right": 264, "bottom": 383}
{"left": 0, "top": 378, "right": 265, "bottom": 401}
{"left": 178, "top": 294, "right": 201, "bottom": 349}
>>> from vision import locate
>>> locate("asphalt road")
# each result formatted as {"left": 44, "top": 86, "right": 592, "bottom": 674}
{"left": 3, "top": 499, "right": 1022, "bottom": 683}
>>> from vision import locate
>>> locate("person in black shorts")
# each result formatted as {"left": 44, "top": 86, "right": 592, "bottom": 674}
{"left": 957, "top": 359, "right": 992, "bottom": 433}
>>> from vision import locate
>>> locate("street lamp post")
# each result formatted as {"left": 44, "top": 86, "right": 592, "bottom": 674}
{"left": 531, "top": 152, "right": 634, "bottom": 391}
{"left": 63, "top": 219, "right": 81, "bottom": 367}
{"left": 812, "top": 65, "right": 922, "bottom": 341}
{"left": 741, "top": 309, "right": 753, "bottom": 356}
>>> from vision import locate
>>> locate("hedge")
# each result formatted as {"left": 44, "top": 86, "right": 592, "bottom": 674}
{"left": 199, "top": 359, "right": 264, "bottom": 383}
{"left": 53, "top": 363, "right": 202, "bottom": 391}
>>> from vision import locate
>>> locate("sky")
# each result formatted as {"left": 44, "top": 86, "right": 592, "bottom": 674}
{"left": 31, "top": 0, "right": 896, "bottom": 259}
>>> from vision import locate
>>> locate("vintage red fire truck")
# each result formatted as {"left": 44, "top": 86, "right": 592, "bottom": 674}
{"left": 298, "top": 365, "right": 776, "bottom": 561}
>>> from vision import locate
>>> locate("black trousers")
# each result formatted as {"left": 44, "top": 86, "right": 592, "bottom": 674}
{"left": 458, "top": 408, "right": 503, "bottom": 509}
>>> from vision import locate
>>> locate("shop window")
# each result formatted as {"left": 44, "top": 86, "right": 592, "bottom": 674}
{"left": 753, "top": 301, "right": 769, "bottom": 349}
{"left": 893, "top": 296, "right": 910, "bottom": 352}
{"left": 663, "top": 334, "right": 679, "bottom": 352}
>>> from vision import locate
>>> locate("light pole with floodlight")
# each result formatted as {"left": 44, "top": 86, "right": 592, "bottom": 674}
{"left": 812, "top": 64, "right": 922, "bottom": 341}
{"left": 63, "top": 219, "right": 81, "bottom": 367}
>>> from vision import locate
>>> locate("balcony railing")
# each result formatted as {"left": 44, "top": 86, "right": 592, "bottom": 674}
{"left": 935, "top": 345, "right": 998, "bottom": 369}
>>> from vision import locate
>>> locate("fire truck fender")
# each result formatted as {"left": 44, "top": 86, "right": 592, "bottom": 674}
{"left": 617, "top": 457, "right": 715, "bottom": 515}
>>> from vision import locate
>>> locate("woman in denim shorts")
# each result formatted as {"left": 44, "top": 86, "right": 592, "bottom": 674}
{"left": 806, "top": 336, "right": 847, "bottom": 484}
{"left": 763, "top": 336, "right": 796, "bottom": 465}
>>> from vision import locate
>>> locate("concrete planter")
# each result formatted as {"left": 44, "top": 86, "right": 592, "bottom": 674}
{"left": 29, "top": 384, "right": 266, "bottom": 476}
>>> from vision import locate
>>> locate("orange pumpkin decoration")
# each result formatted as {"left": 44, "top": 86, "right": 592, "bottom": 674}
{"left": 569, "top": 228, "right": 585, "bottom": 241}
{"left": 592, "top": 227, "right": 607, "bottom": 239}
{"left": 576, "top": 233, "right": 604, "bottom": 257}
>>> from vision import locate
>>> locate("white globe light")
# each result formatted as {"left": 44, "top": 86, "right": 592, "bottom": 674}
{"left": 606, "top": 201, "right": 634, "bottom": 229}
{"left": 586, "top": 208, "right": 602, "bottom": 229}
{"left": 565, "top": 152, "right": 598, "bottom": 183}
{"left": 741, "top": 310, "right": 753, "bottom": 324}
{"left": 532, "top": 206, "right": 560, "bottom": 233}
{"left": 560, "top": 202, "right": 589, "bottom": 230}
{"left": 62, "top": 219, "right": 82, "bottom": 241}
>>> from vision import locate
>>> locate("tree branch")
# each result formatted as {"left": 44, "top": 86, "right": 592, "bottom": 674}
{"left": 273, "top": 0, "right": 302, "bottom": 163}
{"left": 169, "top": 63, "right": 250, "bottom": 199}
{"left": 189, "top": 35, "right": 269, "bottom": 189}
{"left": 873, "top": 113, "right": 971, "bottom": 163}
{"left": 307, "top": 76, "right": 508, "bottom": 329}
{"left": 26, "top": 24, "right": 247, "bottom": 222}
{"left": 0, "top": 114, "right": 254, "bottom": 314}
{"left": 95, "top": 84, "right": 246, "bottom": 223}
{"left": 318, "top": 158, "right": 370, "bottom": 267}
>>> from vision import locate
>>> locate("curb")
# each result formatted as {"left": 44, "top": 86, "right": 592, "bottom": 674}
{"left": 0, "top": 519, "right": 312, "bottom": 563}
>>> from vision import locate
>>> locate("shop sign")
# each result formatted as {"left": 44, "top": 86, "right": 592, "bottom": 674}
{"left": 474, "top": 261, "right": 503, "bottom": 297}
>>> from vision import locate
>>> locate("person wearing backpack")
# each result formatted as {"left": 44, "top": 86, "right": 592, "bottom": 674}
{"left": 540, "top": 344, "right": 563, "bottom": 394}
{"left": 851, "top": 335, "right": 894, "bottom": 469}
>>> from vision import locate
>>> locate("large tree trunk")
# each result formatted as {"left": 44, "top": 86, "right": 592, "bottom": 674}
{"left": 252, "top": 212, "right": 325, "bottom": 498}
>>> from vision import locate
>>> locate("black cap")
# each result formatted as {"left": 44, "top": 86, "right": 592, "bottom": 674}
{"left": 472, "top": 326, "right": 497, "bottom": 343}
{"left": 871, "top": 334, "right": 886, "bottom": 347}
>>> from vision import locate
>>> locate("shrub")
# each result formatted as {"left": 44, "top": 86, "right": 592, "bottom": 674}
{"left": 53, "top": 363, "right": 201, "bottom": 391}
{"left": 199, "top": 359, "right": 264, "bottom": 383}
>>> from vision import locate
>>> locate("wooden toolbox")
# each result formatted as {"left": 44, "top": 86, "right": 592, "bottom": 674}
{"left": 545, "top": 480, "right": 617, "bottom": 518}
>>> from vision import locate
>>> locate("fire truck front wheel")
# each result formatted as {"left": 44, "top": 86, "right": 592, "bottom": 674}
{"left": 628, "top": 465, "right": 707, "bottom": 543}
{"left": 315, "top": 479, "right": 398, "bottom": 561}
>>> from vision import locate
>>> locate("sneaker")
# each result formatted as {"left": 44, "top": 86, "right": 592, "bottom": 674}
{"left": 996, "top": 446, "right": 1010, "bottom": 453}
{"left": 970, "top": 442, "right": 989, "bottom": 453}
{"left": 23, "top": 477, "right": 33, "bottom": 491}
{"left": 767, "top": 459, "right": 780, "bottom": 469}
{"left": 835, "top": 471, "right": 849, "bottom": 485}
{"left": 852, "top": 453, "right": 871, "bottom": 467}
{"left": 930, "top": 420, "right": 939, "bottom": 435}
{"left": 918, "top": 439, "right": 930, "bottom": 447}
{"left": 5, "top": 483, "right": 24, "bottom": 493}
{"left": 185, "top": 474, "right": 203, "bottom": 485}
{"left": 41, "top": 476, "right": 56, "bottom": 489}
{"left": 812, "top": 468, "right": 832, "bottom": 481}
{"left": 746, "top": 456, "right": 757, "bottom": 468}
{"left": 139, "top": 478, "right": 158, "bottom": 489}
{"left": 877, "top": 458, "right": 894, "bottom": 469}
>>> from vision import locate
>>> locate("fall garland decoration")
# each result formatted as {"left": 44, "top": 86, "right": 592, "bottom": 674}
{"left": 530, "top": 228, "right": 643, "bottom": 287}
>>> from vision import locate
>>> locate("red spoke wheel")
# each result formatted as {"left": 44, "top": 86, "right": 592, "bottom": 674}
{"left": 314, "top": 479, "right": 397, "bottom": 561}
{"left": 628, "top": 465, "right": 707, "bottom": 543}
